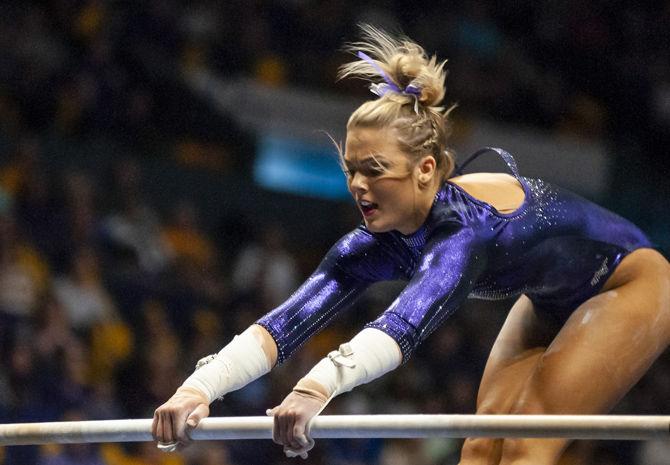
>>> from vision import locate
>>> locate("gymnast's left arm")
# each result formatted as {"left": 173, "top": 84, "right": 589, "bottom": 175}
{"left": 269, "top": 226, "right": 485, "bottom": 458}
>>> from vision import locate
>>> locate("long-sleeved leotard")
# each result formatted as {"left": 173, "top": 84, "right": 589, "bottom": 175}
{"left": 257, "top": 148, "right": 653, "bottom": 363}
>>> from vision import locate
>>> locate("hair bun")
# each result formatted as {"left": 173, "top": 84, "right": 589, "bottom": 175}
{"left": 339, "top": 24, "right": 447, "bottom": 110}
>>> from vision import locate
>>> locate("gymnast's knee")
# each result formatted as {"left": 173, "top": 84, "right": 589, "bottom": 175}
{"left": 458, "top": 401, "right": 512, "bottom": 463}
{"left": 497, "top": 436, "right": 566, "bottom": 465}
{"left": 494, "top": 396, "right": 562, "bottom": 464}
{"left": 497, "top": 438, "right": 537, "bottom": 465}
{"left": 459, "top": 437, "right": 500, "bottom": 465}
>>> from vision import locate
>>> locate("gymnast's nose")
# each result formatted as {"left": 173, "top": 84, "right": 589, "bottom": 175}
{"left": 349, "top": 172, "right": 369, "bottom": 194}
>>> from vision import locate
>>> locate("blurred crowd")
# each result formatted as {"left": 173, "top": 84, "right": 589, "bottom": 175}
{"left": 0, "top": 1, "right": 669, "bottom": 465}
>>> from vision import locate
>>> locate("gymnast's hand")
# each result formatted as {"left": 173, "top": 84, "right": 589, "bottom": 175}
{"left": 152, "top": 386, "right": 210, "bottom": 451}
{"left": 266, "top": 381, "right": 329, "bottom": 459}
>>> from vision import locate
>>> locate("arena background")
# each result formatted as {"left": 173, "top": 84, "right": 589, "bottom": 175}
{"left": 0, "top": 1, "right": 668, "bottom": 464}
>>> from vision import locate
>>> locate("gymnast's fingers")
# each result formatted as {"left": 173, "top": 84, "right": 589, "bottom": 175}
{"left": 285, "top": 410, "right": 301, "bottom": 449}
{"left": 158, "top": 411, "right": 174, "bottom": 444}
{"left": 292, "top": 418, "right": 310, "bottom": 448}
{"left": 153, "top": 402, "right": 172, "bottom": 444}
{"left": 154, "top": 411, "right": 167, "bottom": 443}
{"left": 279, "top": 409, "right": 294, "bottom": 447}
{"left": 181, "top": 403, "right": 210, "bottom": 443}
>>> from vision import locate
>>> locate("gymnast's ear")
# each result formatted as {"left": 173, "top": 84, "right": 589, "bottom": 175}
{"left": 416, "top": 155, "right": 437, "bottom": 187}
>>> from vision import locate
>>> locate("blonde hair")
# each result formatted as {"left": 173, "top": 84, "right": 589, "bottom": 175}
{"left": 339, "top": 25, "right": 455, "bottom": 180}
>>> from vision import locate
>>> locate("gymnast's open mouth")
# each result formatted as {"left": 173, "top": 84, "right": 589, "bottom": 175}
{"left": 359, "top": 199, "right": 378, "bottom": 217}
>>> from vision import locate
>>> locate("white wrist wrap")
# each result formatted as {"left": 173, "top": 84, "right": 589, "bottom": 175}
{"left": 182, "top": 327, "right": 271, "bottom": 403}
{"left": 304, "top": 328, "right": 401, "bottom": 397}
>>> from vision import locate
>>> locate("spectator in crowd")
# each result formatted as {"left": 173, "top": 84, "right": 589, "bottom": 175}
{"left": 231, "top": 224, "right": 299, "bottom": 308}
{"left": 52, "top": 245, "right": 119, "bottom": 332}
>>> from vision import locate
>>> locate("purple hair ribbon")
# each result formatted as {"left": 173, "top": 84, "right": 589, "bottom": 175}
{"left": 357, "top": 51, "right": 422, "bottom": 99}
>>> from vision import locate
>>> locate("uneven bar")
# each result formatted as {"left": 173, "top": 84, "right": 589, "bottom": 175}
{"left": 0, "top": 415, "right": 668, "bottom": 446}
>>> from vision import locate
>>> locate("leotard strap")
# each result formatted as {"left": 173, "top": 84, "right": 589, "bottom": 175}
{"left": 454, "top": 147, "right": 523, "bottom": 180}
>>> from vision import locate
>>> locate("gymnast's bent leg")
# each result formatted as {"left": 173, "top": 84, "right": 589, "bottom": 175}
{"left": 459, "top": 295, "right": 558, "bottom": 465}
{"left": 495, "top": 248, "right": 670, "bottom": 465}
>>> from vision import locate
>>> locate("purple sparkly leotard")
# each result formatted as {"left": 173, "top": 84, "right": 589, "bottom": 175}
{"left": 257, "top": 148, "right": 653, "bottom": 363}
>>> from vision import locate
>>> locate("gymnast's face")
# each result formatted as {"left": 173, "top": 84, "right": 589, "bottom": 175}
{"left": 343, "top": 126, "right": 437, "bottom": 235}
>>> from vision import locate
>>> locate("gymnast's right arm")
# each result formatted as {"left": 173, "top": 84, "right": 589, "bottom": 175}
{"left": 152, "top": 227, "right": 398, "bottom": 448}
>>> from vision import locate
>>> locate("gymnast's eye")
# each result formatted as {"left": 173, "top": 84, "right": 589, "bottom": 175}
{"left": 363, "top": 165, "right": 385, "bottom": 177}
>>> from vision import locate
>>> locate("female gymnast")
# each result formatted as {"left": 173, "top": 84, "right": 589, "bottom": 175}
{"left": 152, "top": 26, "right": 670, "bottom": 464}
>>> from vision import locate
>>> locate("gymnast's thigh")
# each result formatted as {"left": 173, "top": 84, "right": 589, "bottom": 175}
{"left": 512, "top": 248, "right": 670, "bottom": 417}
{"left": 459, "top": 296, "right": 558, "bottom": 465}
{"left": 475, "top": 294, "right": 558, "bottom": 412}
